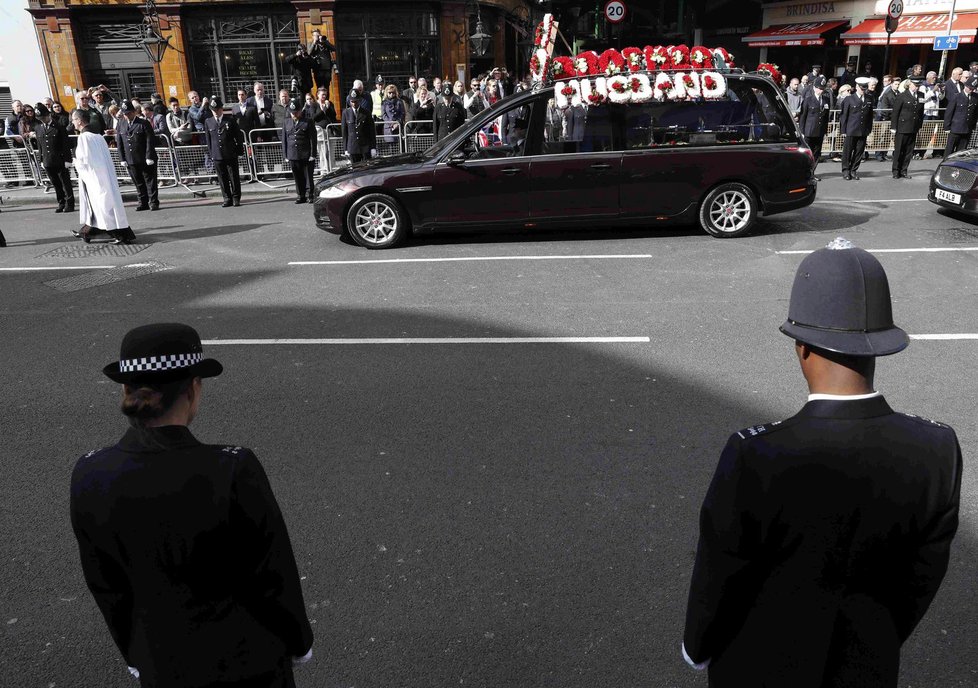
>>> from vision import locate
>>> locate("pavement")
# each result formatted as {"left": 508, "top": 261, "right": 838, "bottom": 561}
{"left": 1, "top": 157, "right": 976, "bottom": 688}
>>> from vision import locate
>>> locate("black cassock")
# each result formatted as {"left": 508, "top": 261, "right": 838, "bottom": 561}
{"left": 684, "top": 396, "right": 961, "bottom": 688}
{"left": 70, "top": 426, "right": 313, "bottom": 688}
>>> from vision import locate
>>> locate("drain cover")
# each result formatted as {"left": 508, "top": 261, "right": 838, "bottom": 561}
{"left": 35, "top": 243, "right": 152, "bottom": 259}
{"left": 44, "top": 261, "right": 172, "bottom": 292}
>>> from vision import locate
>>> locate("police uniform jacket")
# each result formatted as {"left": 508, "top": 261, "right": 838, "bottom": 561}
{"left": 798, "top": 90, "right": 830, "bottom": 138}
{"left": 943, "top": 89, "right": 976, "bottom": 134}
{"left": 114, "top": 116, "right": 157, "bottom": 165}
{"left": 203, "top": 114, "right": 244, "bottom": 161}
{"left": 70, "top": 426, "right": 314, "bottom": 687}
{"left": 891, "top": 90, "right": 923, "bottom": 134}
{"left": 684, "top": 397, "right": 961, "bottom": 688}
{"left": 434, "top": 96, "right": 466, "bottom": 141}
{"left": 35, "top": 119, "right": 72, "bottom": 167}
{"left": 341, "top": 105, "right": 376, "bottom": 153}
{"left": 839, "top": 93, "right": 874, "bottom": 137}
{"left": 282, "top": 113, "right": 317, "bottom": 161}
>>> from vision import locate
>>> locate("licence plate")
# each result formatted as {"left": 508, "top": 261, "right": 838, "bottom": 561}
{"left": 936, "top": 188, "right": 962, "bottom": 204}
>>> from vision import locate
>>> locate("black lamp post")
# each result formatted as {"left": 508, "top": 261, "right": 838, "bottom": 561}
{"left": 137, "top": 0, "right": 170, "bottom": 63}
{"left": 470, "top": 4, "right": 493, "bottom": 56}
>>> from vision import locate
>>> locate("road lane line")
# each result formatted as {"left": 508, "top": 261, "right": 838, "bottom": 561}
{"left": 0, "top": 266, "right": 114, "bottom": 271}
{"left": 910, "top": 334, "right": 978, "bottom": 340}
{"left": 204, "top": 337, "right": 651, "bottom": 345}
{"left": 820, "top": 198, "right": 924, "bottom": 204}
{"left": 289, "top": 254, "right": 653, "bottom": 265}
{"left": 777, "top": 247, "right": 978, "bottom": 255}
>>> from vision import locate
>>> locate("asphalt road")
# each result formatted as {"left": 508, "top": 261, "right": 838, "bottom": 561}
{"left": 1, "top": 160, "right": 976, "bottom": 688}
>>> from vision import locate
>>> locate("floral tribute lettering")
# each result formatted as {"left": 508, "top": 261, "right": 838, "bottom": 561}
{"left": 530, "top": 48, "right": 550, "bottom": 82}
{"left": 645, "top": 45, "right": 668, "bottom": 71}
{"left": 599, "top": 49, "right": 627, "bottom": 76}
{"left": 667, "top": 44, "right": 690, "bottom": 70}
{"left": 690, "top": 46, "right": 713, "bottom": 69}
{"left": 554, "top": 80, "right": 583, "bottom": 109}
{"left": 561, "top": 71, "right": 725, "bottom": 105}
{"left": 551, "top": 56, "right": 575, "bottom": 80}
{"left": 573, "top": 51, "right": 601, "bottom": 77}
{"left": 622, "top": 47, "right": 645, "bottom": 72}
{"left": 756, "top": 63, "right": 783, "bottom": 86}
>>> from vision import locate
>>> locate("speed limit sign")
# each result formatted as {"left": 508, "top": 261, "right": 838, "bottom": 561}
{"left": 888, "top": 0, "right": 903, "bottom": 19}
{"left": 605, "top": 0, "right": 627, "bottom": 24}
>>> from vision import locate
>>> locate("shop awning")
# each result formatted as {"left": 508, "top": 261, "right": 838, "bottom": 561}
{"left": 843, "top": 12, "right": 978, "bottom": 45}
{"left": 742, "top": 21, "right": 849, "bottom": 47}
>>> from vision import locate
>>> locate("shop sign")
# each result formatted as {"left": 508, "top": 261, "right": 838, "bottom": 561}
{"left": 764, "top": 0, "right": 861, "bottom": 23}
{"left": 874, "top": 0, "right": 978, "bottom": 14}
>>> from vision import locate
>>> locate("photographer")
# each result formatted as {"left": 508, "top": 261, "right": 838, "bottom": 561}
{"left": 286, "top": 43, "right": 315, "bottom": 99}
{"left": 308, "top": 29, "right": 338, "bottom": 96}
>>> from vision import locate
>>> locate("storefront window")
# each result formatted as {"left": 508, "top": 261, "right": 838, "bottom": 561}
{"left": 336, "top": 4, "right": 441, "bottom": 96}
{"left": 187, "top": 13, "right": 299, "bottom": 100}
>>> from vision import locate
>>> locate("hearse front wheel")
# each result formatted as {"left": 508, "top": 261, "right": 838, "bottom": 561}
{"left": 346, "top": 193, "right": 409, "bottom": 249}
{"left": 699, "top": 183, "right": 757, "bottom": 238}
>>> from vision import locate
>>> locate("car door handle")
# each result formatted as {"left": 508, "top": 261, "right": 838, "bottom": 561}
{"left": 590, "top": 163, "right": 613, "bottom": 170}
{"left": 501, "top": 167, "right": 521, "bottom": 175}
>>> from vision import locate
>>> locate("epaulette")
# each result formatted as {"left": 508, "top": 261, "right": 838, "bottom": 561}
{"left": 221, "top": 446, "right": 244, "bottom": 455}
{"left": 736, "top": 420, "right": 784, "bottom": 440}
{"left": 81, "top": 447, "right": 104, "bottom": 459}
{"left": 899, "top": 413, "right": 950, "bottom": 429}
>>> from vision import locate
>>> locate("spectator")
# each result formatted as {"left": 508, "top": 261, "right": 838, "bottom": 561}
{"left": 489, "top": 67, "right": 507, "bottom": 97}
{"left": 563, "top": 101, "right": 585, "bottom": 142}
{"left": 486, "top": 80, "right": 501, "bottom": 106}
{"left": 464, "top": 77, "right": 489, "bottom": 119}
{"left": 69, "top": 92, "right": 105, "bottom": 135}
{"left": 144, "top": 104, "right": 167, "bottom": 136}
{"left": 166, "top": 99, "right": 193, "bottom": 145}
{"left": 272, "top": 89, "right": 291, "bottom": 131}
{"left": 838, "top": 61, "right": 857, "bottom": 89}
{"left": 826, "top": 77, "right": 839, "bottom": 109}
{"left": 906, "top": 63, "right": 924, "bottom": 82}
{"left": 105, "top": 104, "right": 120, "bottom": 136}
{"left": 17, "top": 103, "right": 39, "bottom": 138}
{"left": 309, "top": 87, "right": 337, "bottom": 132}
{"left": 187, "top": 91, "right": 212, "bottom": 132}
{"left": 945, "top": 67, "right": 964, "bottom": 97}
{"left": 50, "top": 101, "right": 70, "bottom": 129}
{"left": 245, "top": 82, "right": 275, "bottom": 129}
{"left": 402, "top": 76, "right": 417, "bottom": 104}
{"left": 862, "top": 61, "right": 875, "bottom": 81}
{"left": 922, "top": 71, "right": 942, "bottom": 120}
{"left": 785, "top": 78, "right": 803, "bottom": 118}
{"left": 308, "top": 28, "right": 338, "bottom": 96}
{"left": 91, "top": 89, "right": 113, "bottom": 119}
{"left": 382, "top": 83, "right": 405, "bottom": 144}
{"left": 150, "top": 93, "right": 167, "bottom": 117}
{"left": 432, "top": 77, "right": 443, "bottom": 99}
{"left": 411, "top": 86, "right": 434, "bottom": 132}
{"left": 875, "top": 75, "right": 897, "bottom": 162}
{"left": 231, "top": 88, "right": 259, "bottom": 137}
{"left": 800, "top": 74, "right": 810, "bottom": 91}
{"left": 286, "top": 43, "right": 315, "bottom": 98}
{"left": 371, "top": 76, "right": 385, "bottom": 121}
{"left": 544, "top": 97, "right": 562, "bottom": 141}
{"left": 416, "top": 78, "right": 427, "bottom": 97}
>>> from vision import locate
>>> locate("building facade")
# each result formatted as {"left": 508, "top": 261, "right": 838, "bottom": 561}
{"left": 26, "top": 0, "right": 533, "bottom": 110}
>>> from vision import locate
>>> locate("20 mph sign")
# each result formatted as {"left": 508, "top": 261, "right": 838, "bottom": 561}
{"left": 605, "top": 0, "right": 627, "bottom": 24}
{"left": 888, "top": 1, "right": 903, "bottom": 19}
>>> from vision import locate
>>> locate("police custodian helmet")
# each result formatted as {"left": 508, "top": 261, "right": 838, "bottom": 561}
{"left": 780, "top": 238, "right": 909, "bottom": 357}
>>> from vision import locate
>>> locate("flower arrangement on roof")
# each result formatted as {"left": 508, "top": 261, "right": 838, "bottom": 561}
{"left": 690, "top": 46, "right": 713, "bottom": 69}
{"left": 599, "top": 49, "right": 626, "bottom": 76}
{"left": 756, "top": 63, "right": 783, "bottom": 85}
{"left": 551, "top": 56, "right": 575, "bottom": 79}
{"left": 646, "top": 45, "right": 668, "bottom": 71}
{"left": 713, "top": 47, "right": 735, "bottom": 69}
{"left": 667, "top": 44, "right": 691, "bottom": 70}
{"left": 622, "top": 47, "right": 645, "bottom": 72}
{"left": 573, "top": 51, "right": 601, "bottom": 77}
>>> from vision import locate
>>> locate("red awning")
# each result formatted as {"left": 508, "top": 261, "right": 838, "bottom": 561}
{"left": 742, "top": 21, "right": 849, "bottom": 47}
{"left": 843, "top": 12, "right": 978, "bottom": 45}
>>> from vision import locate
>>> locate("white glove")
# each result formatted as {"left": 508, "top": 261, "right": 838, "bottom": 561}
{"left": 890, "top": 129, "right": 896, "bottom": 134}
{"left": 292, "top": 648, "right": 313, "bottom": 667}
{"left": 146, "top": 159, "right": 155, "bottom": 166}
{"left": 127, "top": 666, "right": 140, "bottom": 679}
{"left": 370, "top": 148, "right": 377, "bottom": 158}
{"left": 308, "top": 156, "right": 315, "bottom": 162}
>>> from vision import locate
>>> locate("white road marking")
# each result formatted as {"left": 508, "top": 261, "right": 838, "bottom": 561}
{"left": 204, "top": 337, "right": 651, "bottom": 345}
{"left": 289, "top": 254, "right": 653, "bottom": 265}
{"left": 0, "top": 266, "right": 114, "bottom": 271}
{"left": 910, "top": 334, "right": 978, "bottom": 340}
{"left": 820, "top": 198, "right": 925, "bottom": 204}
{"left": 777, "top": 247, "right": 978, "bottom": 255}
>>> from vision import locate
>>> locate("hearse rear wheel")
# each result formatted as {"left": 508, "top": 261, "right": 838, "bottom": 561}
{"left": 699, "top": 182, "right": 757, "bottom": 238}
{"left": 347, "top": 193, "right": 409, "bottom": 249}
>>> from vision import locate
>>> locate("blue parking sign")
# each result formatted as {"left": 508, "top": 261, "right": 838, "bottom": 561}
{"left": 934, "top": 35, "right": 959, "bottom": 50}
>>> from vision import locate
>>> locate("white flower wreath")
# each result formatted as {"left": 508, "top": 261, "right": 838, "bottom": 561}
{"left": 653, "top": 72, "right": 675, "bottom": 100}
{"left": 700, "top": 71, "right": 727, "bottom": 99}
{"left": 630, "top": 74, "right": 653, "bottom": 103}
{"left": 554, "top": 79, "right": 583, "bottom": 109}
{"left": 540, "top": 14, "right": 553, "bottom": 51}
{"left": 682, "top": 71, "right": 702, "bottom": 99}
{"left": 531, "top": 48, "right": 550, "bottom": 83}
{"left": 672, "top": 72, "right": 688, "bottom": 100}
{"left": 606, "top": 75, "right": 631, "bottom": 104}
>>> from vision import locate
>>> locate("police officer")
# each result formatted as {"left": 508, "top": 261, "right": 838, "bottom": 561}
{"left": 891, "top": 79, "right": 923, "bottom": 179}
{"left": 70, "top": 323, "right": 314, "bottom": 686}
{"left": 282, "top": 97, "right": 317, "bottom": 204}
{"left": 683, "top": 237, "right": 962, "bottom": 686}
{"left": 434, "top": 82, "right": 466, "bottom": 142}
{"left": 943, "top": 76, "right": 977, "bottom": 159}
{"left": 341, "top": 90, "right": 377, "bottom": 164}
{"left": 115, "top": 100, "right": 159, "bottom": 210}
{"left": 203, "top": 97, "right": 245, "bottom": 207}
{"left": 839, "top": 78, "right": 874, "bottom": 180}
{"left": 34, "top": 102, "right": 74, "bottom": 213}
{"left": 798, "top": 75, "right": 831, "bottom": 181}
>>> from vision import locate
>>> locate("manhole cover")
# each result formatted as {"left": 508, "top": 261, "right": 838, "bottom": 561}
{"left": 44, "top": 261, "right": 172, "bottom": 292}
{"left": 35, "top": 243, "right": 152, "bottom": 259}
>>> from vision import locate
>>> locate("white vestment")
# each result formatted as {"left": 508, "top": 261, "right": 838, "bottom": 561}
{"left": 75, "top": 131, "right": 129, "bottom": 230}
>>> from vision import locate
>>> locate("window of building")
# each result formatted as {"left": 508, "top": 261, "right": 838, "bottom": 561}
{"left": 186, "top": 13, "right": 300, "bottom": 100}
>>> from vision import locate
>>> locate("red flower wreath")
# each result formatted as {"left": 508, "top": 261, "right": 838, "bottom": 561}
{"left": 551, "top": 56, "right": 575, "bottom": 79}
{"left": 587, "top": 92, "right": 606, "bottom": 105}
{"left": 756, "top": 63, "right": 782, "bottom": 85}
{"left": 630, "top": 77, "right": 642, "bottom": 93}
{"left": 611, "top": 80, "right": 628, "bottom": 94}
{"left": 644, "top": 45, "right": 667, "bottom": 72}
{"left": 667, "top": 44, "right": 691, "bottom": 70}
{"left": 655, "top": 80, "right": 671, "bottom": 94}
{"left": 530, "top": 55, "right": 541, "bottom": 73}
{"left": 682, "top": 74, "right": 695, "bottom": 90}
{"left": 713, "top": 47, "right": 735, "bottom": 68}
{"left": 534, "top": 23, "right": 545, "bottom": 47}
{"left": 689, "top": 46, "right": 713, "bottom": 70}
{"left": 703, "top": 75, "right": 717, "bottom": 91}
{"left": 560, "top": 85, "right": 575, "bottom": 97}
{"left": 572, "top": 51, "right": 600, "bottom": 77}
{"left": 599, "top": 49, "right": 626, "bottom": 76}
{"left": 622, "top": 47, "right": 645, "bottom": 72}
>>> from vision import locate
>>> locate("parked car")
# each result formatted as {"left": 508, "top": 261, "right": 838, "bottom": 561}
{"left": 312, "top": 71, "right": 817, "bottom": 249}
{"left": 928, "top": 152, "right": 978, "bottom": 216}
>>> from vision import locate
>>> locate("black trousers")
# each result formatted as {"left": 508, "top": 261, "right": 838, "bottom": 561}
{"left": 215, "top": 159, "right": 241, "bottom": 201}
{"left": 807, "top": 135, "right": 824, "bottom": 171}
{"left": 841, "top": 135, "right": 866, "bottom": 176}
{"left": 45, "top": 164, "right": 74, "bottom": 206}
{"left": 312, "top": 71, "right": 332, "bottom": 95}
{"left": 129, "top": 162, "right": 159, "bottom": 206}
{"left": 945, "top": 132, "right": 968, "bottom": 159}
{"left": 290, "top": 160, "right": 315, "bottom": 200}
{"left": 892, "top": 133, "right": 916, "bottom": 176}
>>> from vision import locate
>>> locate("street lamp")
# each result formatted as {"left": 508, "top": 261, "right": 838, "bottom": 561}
{"left": 136, "top": 0, "right": 170, "bottom": 64}
{"left": 470, "top": 4, "right": 493, "bottom": 57}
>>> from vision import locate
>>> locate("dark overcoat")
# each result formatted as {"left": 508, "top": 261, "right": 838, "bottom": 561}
{"left": 341, "top": 105, "right": 376, "bottom": 154}
{"left": 798, "top": 91, "right": 830, "bottom": 138}
{"left": 891, "top": 90, "right": 923, "bottom": 134}
{"left": 115, "top": 116, "right": 158, "bottom": 165}
{"left": 203, "top": 114, "right": 245, "bottom": 161}
{"left": 943, "top": 89, "right": 976, "bottom": 135}
{"left": 839, "top": 94, "right": 874, "bottom": 137}
{"left": 282, "top": 114, "right": 317, "bottom": 161}
{"left": 36, "top": 119, "right": 72, "bottom": 167}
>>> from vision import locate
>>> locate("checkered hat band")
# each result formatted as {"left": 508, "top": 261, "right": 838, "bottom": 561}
{"left": 119, "top": 352, "right": 203, "bottom": 373}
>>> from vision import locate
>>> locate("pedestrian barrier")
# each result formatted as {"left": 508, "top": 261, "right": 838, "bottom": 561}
{"left": 325, "top": 123, "right": 347, "bottom": 171}
{"left": 173, "top": 132, "right": 252, "bottom": 194}
{"left": 819, "top": 108, "right": 951, "bottom": 157}
{"left": 403, "top": 120, "right": 435, "bottom": 153}
{"left": 0, "top": 136, "right": 40, "bottom": 188}
{"left": 375, "top": 121, "right": 404, "bottom": 158}
{"left": 247, "top": 127, "right": 295, "bottom": 188}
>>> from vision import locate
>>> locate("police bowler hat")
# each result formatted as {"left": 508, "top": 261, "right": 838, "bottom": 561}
{"left": 780, "top": 238, "right": 908, "bottom": 357}
{"left": 103, "top": 323, "right": 223, "bottom": 384}
{"left": 119, "top": 100, "right": 136, "bottom": 114}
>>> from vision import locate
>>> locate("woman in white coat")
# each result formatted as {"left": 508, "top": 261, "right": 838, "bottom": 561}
{"left": 70, "top": 110, "right": 135, "bottom": 244}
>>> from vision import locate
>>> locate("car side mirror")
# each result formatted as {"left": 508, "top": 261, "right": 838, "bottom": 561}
{"left": 447, "top": 150, "right": 467, "bottom": 166}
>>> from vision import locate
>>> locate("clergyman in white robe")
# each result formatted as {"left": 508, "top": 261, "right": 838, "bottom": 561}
{"left": 74, "top": 129, "right": 135, "bottom": 242}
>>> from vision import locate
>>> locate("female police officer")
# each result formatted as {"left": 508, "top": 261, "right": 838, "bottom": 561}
{"left": 70, "top": 323, "right": 313, "bottom": 687}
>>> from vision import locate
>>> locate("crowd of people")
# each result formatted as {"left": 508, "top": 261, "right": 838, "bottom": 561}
{"left": 781, "top": 59, "right": 978, "bottom": 181}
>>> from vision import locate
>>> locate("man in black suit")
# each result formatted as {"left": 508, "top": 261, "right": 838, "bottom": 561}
{"left": 683, "top": 238, "right": 962, "bottom": 687}
{"left": 34, "top": 103, "right": 74, "bottom": 213}
{"left": 943, "top": 76, "right": 977, "bottom": 159}
{"left": 115, "top": 100, "right": 159, "bottom": 211}
{"left": 203, "top": 97, "right": 245, "bottom": 207}
{"left": 798, "top": 75, "right": 830, "bottom": 181}
{"left": 282, "top": 98, "right": 317, "bottom": 204}
{"left": 341, "top": 91, "right": 376, "bottom": 164}
{"left": 839, "top": 78, "right": 874, "bottom": 180}
{"left": 308, "top": 29, "right": 338, "bottom": 96}
{"left": 71, "top": 323, "right": 314, "bottom": 687}
{"left": 245, "top": 82, "right": 276, "bottom": 173}
{"left": 891, "top": 79, "right": 923, "bottom": 179}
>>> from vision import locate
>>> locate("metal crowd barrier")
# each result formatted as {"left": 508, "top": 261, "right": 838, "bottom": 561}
{"left": 817, "top": 108, "right": 951, "bottom": 156}
{"left": 403, "top": 120, "right": 435, "bottom": 153}
{"left": 172, "top": 131, "right": 252, "bottom": 194}
{"left": 0, "top": 136, "right": 41, "bottom": 188}
{"left": 247, "top": 127, "right": 291, "bottom": 188}
{"left": 375, "top": 121, "right": 404, "bottom": 157}
{"left": 324, "top": 123, "right": 346, "bottom": 171}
